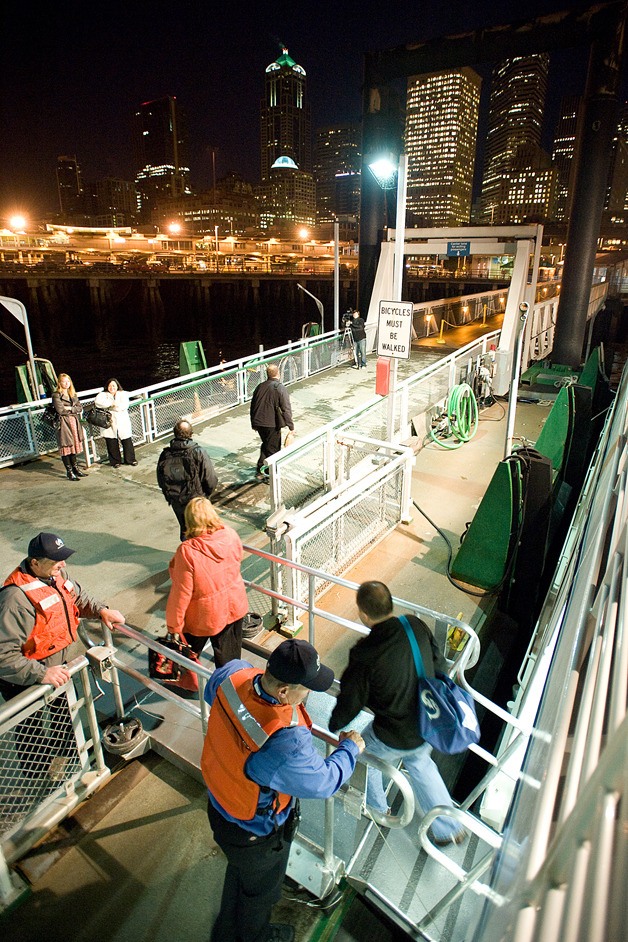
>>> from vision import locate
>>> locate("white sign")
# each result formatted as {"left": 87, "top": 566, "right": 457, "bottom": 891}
{"left": 377, "top": 300, "right": 414, "bottom": 359}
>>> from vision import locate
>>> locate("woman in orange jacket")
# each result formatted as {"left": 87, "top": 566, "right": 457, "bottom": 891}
{"left": 165, "top": 497, "right": 248, "bottom": 666}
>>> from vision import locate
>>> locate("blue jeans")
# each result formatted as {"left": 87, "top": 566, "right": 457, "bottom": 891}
{"left": 354, "top": 338, "right": 367, "bottom": 368}
{"left": 363, "top": 723, "right": 461, "bottom": 841}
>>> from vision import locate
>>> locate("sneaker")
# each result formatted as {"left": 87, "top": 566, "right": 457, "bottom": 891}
{"left": 266, "top": 925, "right": 295, "bottom": 942}
{"left": 255, "top": 471, "right": 269, "bottom": 483}
{"left": 432, "top": 829, "right": 468, "bottom": 847}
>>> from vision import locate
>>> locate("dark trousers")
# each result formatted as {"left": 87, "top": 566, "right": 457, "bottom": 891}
{"left": 169, "top": 499, "right": 188, "bottom": 541}
{"left": 255, "top": 426, "right": 282, "bottom": 473}
{"left": 184, "top": 618, "right": 243, "bottom": 668}
{"left": 105, "top": 437, "right": 136, "bottom": 465}
{"left": 207, "top": 799, "right": 293, "bottom": 942}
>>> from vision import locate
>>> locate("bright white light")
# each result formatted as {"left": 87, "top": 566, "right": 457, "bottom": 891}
{"left": 299, "top": 228, "right": 309, "bottom": 239}
{"left": 168, "top": 222, "right": 182, "bottom": 235}
{"left": 368, "top": 157, "right": 398, "bottom": 189}
{"left": 9, "top": 214, "right": 26, "bottom": 231}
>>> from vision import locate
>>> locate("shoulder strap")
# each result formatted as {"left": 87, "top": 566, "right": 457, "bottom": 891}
{"left": 398, "top": 615, "right": 426, "bottom": 679}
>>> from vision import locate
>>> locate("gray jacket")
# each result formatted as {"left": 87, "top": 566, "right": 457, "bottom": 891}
{"left": 0, "top": 562, "right": 105, "bottom": 687}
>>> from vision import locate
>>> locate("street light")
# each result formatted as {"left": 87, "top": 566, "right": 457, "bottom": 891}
{"left": 367, "top": 151, "right": 407, "bottom": 441}
{"left": 297, "top": 283, "right": 324, "bottom": 334}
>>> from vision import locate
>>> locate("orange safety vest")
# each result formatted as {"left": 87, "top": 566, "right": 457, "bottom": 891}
{"left": 4, "top": 567, "right": 80, "bottom": 661}
{"left": 201, "top": 667, "right": 312, "bottom": 821}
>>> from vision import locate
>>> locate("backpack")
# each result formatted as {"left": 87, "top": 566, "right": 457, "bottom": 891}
{"left": 160, "top": 450, "right": 192, "bottom": 502}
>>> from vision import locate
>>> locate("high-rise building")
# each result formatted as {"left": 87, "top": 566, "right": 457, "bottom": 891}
{"left": 260, "top": 47, "right": 311, "bottom": 181}
{"left": 481, "top": 54, "right": 549, "bottom": 223}
{"left": 405, "top": 69, "right": 481, "bottom": 226}
{"left": 255, "top": 156, "right": 316, "bottom": 234}
{"left": 135, "top": 96, "right": 191, "bottom": 223}
{"left": 313, "top": 124, "right": 361, "bottom": 225}
{"left": 605, "top": 102, "right": 628, "bottom": 221}
{"left": 56, "top": 156, "right": 84, "bottom": 219}
{"left": 552, "top": 96, "right": 581, "bottom": 221}
{"left": 92, "top": 178, "right": 138, "bottom": 228}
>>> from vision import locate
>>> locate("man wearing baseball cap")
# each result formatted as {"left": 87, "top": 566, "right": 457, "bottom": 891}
{"left": 0, "top": 531, "right": 125, "bottom": 699}
{"left": 201, "top": 639, "right": 365, "bottom": 942}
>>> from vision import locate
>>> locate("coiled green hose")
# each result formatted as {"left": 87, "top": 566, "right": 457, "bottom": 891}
{"left": 429, "top": 383, "right": 478, "bottom": 450}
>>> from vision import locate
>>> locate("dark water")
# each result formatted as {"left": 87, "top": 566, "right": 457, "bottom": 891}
{"left": 0, "top": 274, "right": 356, "bottom": 404}
{"left": 0, "top": 336, "right": 248, "bottom": 405}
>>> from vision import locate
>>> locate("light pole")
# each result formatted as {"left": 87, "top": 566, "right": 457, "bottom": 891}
{"left": 297, "top": 283, "right": 324, "bottom": 334}
{"left": 0, "top": 295, "right": 39, "bottom": 399}
{"left": 388, "top": 153, "right": 408, "bottom": 442}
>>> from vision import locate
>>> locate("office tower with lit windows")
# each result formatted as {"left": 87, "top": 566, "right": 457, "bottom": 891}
{"left": 481, "top": 54, "right": 550, "bottom": 223}
{"left": 56, "top": 155, "right": 84, "bottom": 219}
{"left": 258, "top": 47, "right": 315, "bottom": 233}
{"left": 405, "top": 69, "right": 481, "bottom": 226}
{"left": 135, "top": 96, "right": 190, "bottom": 223}
{"left": 313, "top": 124, "right": 361, "bottom": 225}
{"left": 552, "top": 95, "right": 581, "bottom": 221}
{"left": 261, "top": 47, "right": 311, "bottom": 180}
{"left": 605, "top": 103, "right": 628, "bottom": 221}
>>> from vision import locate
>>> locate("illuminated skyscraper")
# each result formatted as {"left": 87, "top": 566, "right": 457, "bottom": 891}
{"left": 261, "top": 47, "right": 311, "bottom": 181}
{"left": 56, "top": 155, "right": 84, "bottom": 218}
{"left": 313, "top": 124, "right": 361, "bottom": 225}
{"left": 135, "top": 95, "right": 190, "bottom": 223}
{"left": 481, "top": 55, "right": 549, "bottom": 223}
{"left": 405, "top": 69, "right": 481, "bottom": 226}
{"left": 552, "top": 96, "right": 581, "bottom": 221}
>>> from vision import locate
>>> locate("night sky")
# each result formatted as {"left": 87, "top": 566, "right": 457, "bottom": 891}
{"left": 0, "top": 0, "right": 618, "bottom": 219}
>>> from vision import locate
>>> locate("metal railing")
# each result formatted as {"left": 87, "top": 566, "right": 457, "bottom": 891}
{"left": 0, "top": 656, "right": 110, "bottom": 906}
{"left": 0, "top": 330, "right": 355, "bottom": 469}
{"left": 0, "top": 278, "right": 568, "bottom": 471}
{"left": 466, "top": 356, "right": 628, "bottom": 942}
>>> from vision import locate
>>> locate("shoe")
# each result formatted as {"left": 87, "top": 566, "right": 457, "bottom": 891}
{"left": 255, "top": 472, "right": 270, "bottom": 483}
{"left": 432, "top": 829, "right": 468, "bottom": 847}
{"left": 130, "top": 460, "right": 138, "bottom": 466}
{"left": 352, "top": 365, "right": 359, "bottom": 370}
{"left": 266, "top": 925, "right": 295, "bottom": 942}
{"left": 111, "top": 462, "right": 120, "bottom": 469}
{"left": 72, "top": 464, "right": 88, "bottom": 477}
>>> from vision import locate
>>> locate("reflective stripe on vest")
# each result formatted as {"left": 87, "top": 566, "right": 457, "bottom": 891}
{"left": 219, "top": 674, "right": 300, "bottom": 748}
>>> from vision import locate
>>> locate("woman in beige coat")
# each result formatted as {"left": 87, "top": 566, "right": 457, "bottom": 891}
{"left": 52, "top": 373, "right": 87, "bottom": 481}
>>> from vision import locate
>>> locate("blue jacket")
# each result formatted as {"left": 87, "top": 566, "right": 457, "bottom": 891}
{"left": 204, "top": 659, "right": 360, "bottom": 835}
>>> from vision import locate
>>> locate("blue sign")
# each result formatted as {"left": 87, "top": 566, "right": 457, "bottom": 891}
{"left": 447, "top": 241, "right": 471, "bottom": 257}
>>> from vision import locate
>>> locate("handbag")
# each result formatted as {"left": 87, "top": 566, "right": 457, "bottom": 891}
{"left": 84, "top": 403, "right": 113, "bottom": 429}
{"left": 41, "top": 403, "right": 61, "bottom": 430}
{"left": 399, "top": 615, "right": 480, "bottom": 754}
{"left": 148, "top": 632, "right": 200, "bottom": 692}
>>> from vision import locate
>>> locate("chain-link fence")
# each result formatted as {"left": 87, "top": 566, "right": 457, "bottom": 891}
{"left": 0, "top": 658, "right": 109, "bottom": 856}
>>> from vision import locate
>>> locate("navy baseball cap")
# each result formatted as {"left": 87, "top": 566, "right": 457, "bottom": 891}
{"left": 268, "top": 639, "right": 334, "bottom": 692}
{"left": 28, "top": 532, "right": 76, "bottom": 562}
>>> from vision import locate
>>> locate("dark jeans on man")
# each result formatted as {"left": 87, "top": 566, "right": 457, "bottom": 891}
{"left": 207, "top": 798, "right": 294, "bottom": 942}
{"left": 184, "top": 618, "right": 243, "bottom": 668}
{"left": 255, "top": 426, "right": 282, "bottom": 474}
{"left": 169, "top": 498, "right": 189, "bottom": 541}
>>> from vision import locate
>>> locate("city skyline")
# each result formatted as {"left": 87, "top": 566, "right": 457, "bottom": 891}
{"left": 1, "top": 1, "right": 616, "bottom": 219}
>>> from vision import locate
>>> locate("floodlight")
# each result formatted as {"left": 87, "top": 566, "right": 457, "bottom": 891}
{"left": 368, "top": 155, "right": 398, "bottom": 189}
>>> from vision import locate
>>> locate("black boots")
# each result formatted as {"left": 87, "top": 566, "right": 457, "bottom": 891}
{"left": 70, "top": 456, "right": 88, "bottom": 477}
{"left": 62, "top": 455, "right": 87, "bottom": 480}
{"left": 62, "top": 456, "right": 79, "bottom": 480}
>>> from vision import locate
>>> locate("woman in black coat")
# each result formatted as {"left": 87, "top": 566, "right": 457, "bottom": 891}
{"left": 52, "top": 372, "right": 87, "bottom": 480}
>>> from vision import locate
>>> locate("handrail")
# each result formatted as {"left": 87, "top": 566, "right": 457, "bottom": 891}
{"left": 78, "top": 622, "right": 416, "bottom": 830}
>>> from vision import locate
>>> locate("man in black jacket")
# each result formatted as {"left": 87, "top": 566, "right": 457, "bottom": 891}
{"left": 250, "top": 364, "right": 294, "bottom": 481}
{"left": 156, "top": 419, "right": 218, "bottom": 540}
{"left": 329, "top": 581, "right": 467, "bottom": 846}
